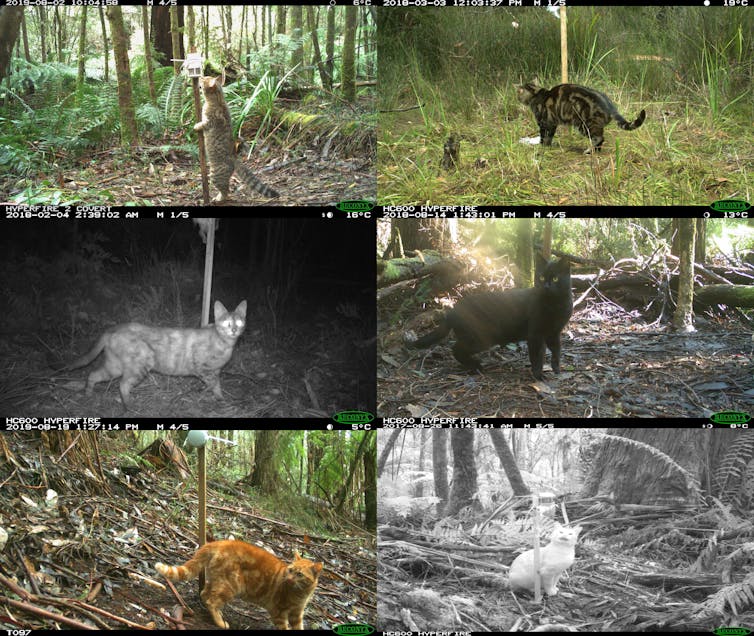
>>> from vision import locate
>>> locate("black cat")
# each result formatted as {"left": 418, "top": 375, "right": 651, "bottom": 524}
{"left": 409, "top": 255, "right": 573, "bottom": 380}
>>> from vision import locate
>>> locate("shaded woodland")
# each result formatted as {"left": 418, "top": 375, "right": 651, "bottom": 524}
{"left": 0, "top": 430, "right": 377, "bottom": 630}
{"left": 0, "top": 5, "right": 376, "bottom": 205}
{"left": 378, "top": 217, "right": 754, "bottom": 418}
{"left": 377, "top": 427, "right": 754, "bottom": 632}
{"left": 0, "top": 218, "right": 376, "bottom": 417}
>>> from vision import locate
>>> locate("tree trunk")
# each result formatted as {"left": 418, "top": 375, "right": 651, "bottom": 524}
{"left": 307, "top": 7, "right": 329, "bottom": 89}
{"left": 488, "top": 429, "right": 530, "bottom": 497}
{"left": 169, "top": 6, "right": 181, "bottom": 74}
{"left": 151, "top": 6, "right": 184, "bottom": 67}
{"left": 581, "top": 429, "right": 701, "bottom": 506}
{"left": 325, "top": 6, "right": 335, "bottom": 91}
{"left": 516, "top": 218, "right": 534, "bottom": 287}
{"left": 377, "top": 429, "right": 401, "bottom": 477}
{"left": 250, "top": 430, "right": 279, "bottom": 495}
{"left": 695, "top": 284, "right": 754, "bottom": 309}
{"left": 445, "top": 430, "right": 478, "bottom": 516}
{"left": 673, "top": 218, "right": 696, "bottom": 332}
{"left": 20, "top": 9, "right": 30, "bottom": 62}
{"left": 290, "top": 6, "right": 304, "bottom": 78}
{"left": 695, "top": 218, "right": 707, "bottom": 263}
{"left": 185, "top": 5, "right": 195, "bottom": 52}
{"left": 341, "top": 6, "right": 357, "bottom": 102}
{"left": 106, "top": 6, "right": 139, "bottom": 147}
{"left": 432, "top": 429, "right": 449, "bottom": 510}
{"left": 238, "top": 5, "right": 246, "bottom": 63}
{"left": 0, "top": 7, "right": 23, "bottom": 83}
{"left": 142, "top": 6, "right": 156, "bottom": 104}
{"left": 363, "top": 433, "right": 377, "bottom": 532}
{"left": 76, "top": 6, "right": 88, "bottom": 92}
{"left": 36, "top": 6, "right": 47, "bottom": 63}
{"left": 98, "top": 7, "right": 109, "bottom": 83}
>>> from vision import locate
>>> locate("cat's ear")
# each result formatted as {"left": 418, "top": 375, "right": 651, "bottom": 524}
{"left": 532, "top": 75, "right": 540, "bottom": 86}
{"left": 310, "top": 562, "right": 323, "bottom": 576}
{"left": 214, "top": 300, "right": 228, "bottom": 319}
{"left": 573, "top": 525, "right": 583, "bottom": 535}
{"left": 235, "top": 300, "right": 247, "bottom": 318}
{"left": 293, "top": 549, "right": 302, "bottom": 560}
{"left": 535, "top": 253, "right": 548, "bottom": 268}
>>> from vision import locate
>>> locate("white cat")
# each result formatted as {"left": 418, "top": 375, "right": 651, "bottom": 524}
{"left": 508, "top": 523, "right": 582, "bottom": 596}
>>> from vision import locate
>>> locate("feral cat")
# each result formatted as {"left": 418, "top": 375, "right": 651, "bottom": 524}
{"left": 53, "top": 300, "right": 246, "bottom": 408}
{"left": 155, "top": 540, "right": 323, "bottom": 630}
{"left": 409, "top": 255, "right": 573, "bottom": 380}
{"left": 508, "top": 523, "right": 582, "bottom": 596}
{"left": 195, "top": 75, "right": 279, "bottom": 202}
{"left": 516, "top": 79, "right": 646, "bottom": 153}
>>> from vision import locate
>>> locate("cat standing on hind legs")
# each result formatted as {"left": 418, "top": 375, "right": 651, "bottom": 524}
{"left": 194, "top": 74, "right": 280, "bottom": 202}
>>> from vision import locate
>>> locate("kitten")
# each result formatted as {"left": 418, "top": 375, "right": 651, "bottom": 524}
{"left": 195, "top": 75, "right": 280, "bottom": 202}
{"left": 53, "top": 300, "right": 246, "bottom": 408}
{"left": 155, "top": 540, "right": 323, "bottom": 630}
{"left": 508, "top": 523, "right": 582, "bottom": 596}
{"left": 516, "top": 79, "right": 646, "bottom": 153}
{"left": 408, "top": 255, "right": 573, "bottom": 380}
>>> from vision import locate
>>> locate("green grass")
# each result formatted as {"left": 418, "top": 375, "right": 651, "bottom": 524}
{"left": 378, "top": 81, "right": 753, "bottom": 206}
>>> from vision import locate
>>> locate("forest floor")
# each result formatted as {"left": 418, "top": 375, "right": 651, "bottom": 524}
{"left": 379, "top": 302, "right": 754, "bottom": 419}
{"left": 2, "top": 144, "right": 376, "bottom": 207}
{"left": 377, "top": 505, "right": 751, "bottom": 631}
{"left": 0, "top": 433, "right": 377, "bottom": 631}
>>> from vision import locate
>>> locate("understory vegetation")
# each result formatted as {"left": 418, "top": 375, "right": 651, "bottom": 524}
{"left": 378, "top": 6, "right": 753, "bottom": 206}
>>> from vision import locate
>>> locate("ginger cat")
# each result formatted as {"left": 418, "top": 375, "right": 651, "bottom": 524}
{"left": 155, "top": 539, "right": 322, "bottom": 629}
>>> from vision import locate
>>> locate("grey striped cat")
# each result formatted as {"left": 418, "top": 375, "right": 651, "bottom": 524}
{"left": 517, "top": 79, "right": 646, "bottom": 153}
{"left": 195, "top": 75, "right": 279, "bottom": 202}
{"left": 53, "top": 300, "right": 247, "bottom": 408}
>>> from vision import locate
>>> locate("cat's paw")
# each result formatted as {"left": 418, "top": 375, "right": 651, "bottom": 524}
{"left": 544, "top": 586, "right": 558, "bottom": 596}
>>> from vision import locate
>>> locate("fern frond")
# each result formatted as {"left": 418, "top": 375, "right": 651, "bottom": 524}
{"left": 714, "top": 435, "right": 754, "bottom": 503}
{"left": 694, "top": 571, "right": 754, "bottom": 618}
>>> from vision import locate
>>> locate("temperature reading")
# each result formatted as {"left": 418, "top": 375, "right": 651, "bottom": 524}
{"left": 723, "top": 0, "right": 748, "bottom": 5}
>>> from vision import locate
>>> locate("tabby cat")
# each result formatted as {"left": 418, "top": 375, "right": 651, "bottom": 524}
{"left": 409, "top": 255, "right": 573, "bottom": 380}
{"left": 195, "top": 75, "right": 279, "bottom": 201}
{"left": 155, "top": 540, "right": 323, "bottom": 630}
{"left": 516, "top": 79, "right": 646, "bottom": 153}
{"left": 53, "top": 300, "right": 246, "bottom": 408}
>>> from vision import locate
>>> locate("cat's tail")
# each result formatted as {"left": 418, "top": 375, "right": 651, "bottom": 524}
{"left": 233, "top": 159, "right": 280, "bottom": 198}
{"left": 406, "top": 319, "right": 452, "bottom": 349}
{"left": 614, "top": 108, "right": 646, "bottom": 131}
{"left": 50, "top": 334, "right": 107, "bottom": 371}
{"left": 156, "top": 547, "right": 212, "bottom": 582}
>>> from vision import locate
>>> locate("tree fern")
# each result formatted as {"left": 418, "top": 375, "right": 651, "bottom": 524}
{"left": 714, "top": 434, "right": 754, "bottom": 505}
{"left": 694, "top": 571, "right": 754, "bottom": 618}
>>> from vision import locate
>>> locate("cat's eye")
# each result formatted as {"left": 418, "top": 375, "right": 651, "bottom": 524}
{"left": 553, "top": 276, "right": 559, "bottom": 282}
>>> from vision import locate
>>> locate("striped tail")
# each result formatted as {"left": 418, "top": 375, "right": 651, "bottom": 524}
{"left": 51, "top": 334, "right": 107, "bottom": 371}
{"left": 614, "top": 108, "right": 646, "bottom": 131}
{"left": 234, "top": 160, "right": 280, "bottom": 198}
{"left": 155, "top": 549, "right": 211, "bottom": 581}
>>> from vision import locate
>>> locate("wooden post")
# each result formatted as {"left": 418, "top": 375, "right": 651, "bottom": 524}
{"left": 201, "top": 219, "right": 215, "bottom": 327}
{"left": 197, "top": 445, "right": 207, "bottom": 590}
{"left": 560, "top": 7, "right": 568, "bottom": 84}
{"left": 532, "top": 493, "right": 542, "bottom": 603}
{"left": 192, "top": 75, "right": 210, "bottom": 204}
